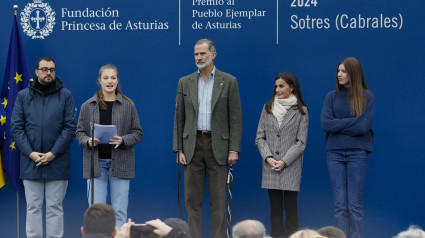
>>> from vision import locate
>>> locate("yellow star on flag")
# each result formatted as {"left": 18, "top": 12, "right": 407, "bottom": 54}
{"left": 0, "top": 115, "right": 6, "bottom": 126}
{"left": 14, "top": 72, "right": 23, "bottom": 84}
{"left": 9, "top": 141, "right": 16, "bottom": 150}
{"left": 2, "top": 98, "right": 7, "bottom": 109}
{"left": 30, "top": 78, "right": 33, "bottom": 82}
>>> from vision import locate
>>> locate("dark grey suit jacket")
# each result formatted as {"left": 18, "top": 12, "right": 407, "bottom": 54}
{"left": 173, "top": 69, "right": 242, "bottom": 165}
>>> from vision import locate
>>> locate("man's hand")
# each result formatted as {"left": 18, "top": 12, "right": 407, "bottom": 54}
{"left": 176, "top": 151, "right": 187, "bottom": 165}
{"left": 228, "top": 152, "right": 239, "bottom": 165}
{"left": 29, "top": 152, "right": 44, "bottom": 164}
{"left": 115, "top": 218, "right": 134, "bottom": 238}
{"left": 36, "top": 152, "right": 56, "bottom": 166}
{"left": 145, "top": 219, "right": 172, "bottom": 236}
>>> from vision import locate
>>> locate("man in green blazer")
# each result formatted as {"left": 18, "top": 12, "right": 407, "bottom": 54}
{"left": 173, "top": 39, "right": 242, "bottom": 238}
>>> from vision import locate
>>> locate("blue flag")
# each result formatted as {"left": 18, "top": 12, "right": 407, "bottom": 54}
{"left": 0, "top": 15, "right": 33, "bottom": 198}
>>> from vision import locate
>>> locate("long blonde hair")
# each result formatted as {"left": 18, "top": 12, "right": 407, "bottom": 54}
{"left": 96, "top": 64, "right": 131, "bottom": 110}
{"left": 336, "top": 57, "right": 369, "bottom": 118}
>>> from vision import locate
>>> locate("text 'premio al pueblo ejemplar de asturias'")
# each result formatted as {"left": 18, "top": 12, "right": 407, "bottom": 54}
{"left": 191, "top": 0, "right": 266, "bottom": 30}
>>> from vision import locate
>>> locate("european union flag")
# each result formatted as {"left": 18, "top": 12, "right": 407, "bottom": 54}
{"left": 0, "top": 14, "right": 33, "bottom": 198}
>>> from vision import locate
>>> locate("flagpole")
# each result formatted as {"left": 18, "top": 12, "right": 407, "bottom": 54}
{"left": 13, "top": 5, "right": 20, "bottom": 238}
{"left": 17, "top": 192, "right": 20, "bottom": 238}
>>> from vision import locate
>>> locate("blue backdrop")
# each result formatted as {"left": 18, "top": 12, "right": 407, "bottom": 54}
{"left": 0, "top": 0, "right": 424, "bottom": 237}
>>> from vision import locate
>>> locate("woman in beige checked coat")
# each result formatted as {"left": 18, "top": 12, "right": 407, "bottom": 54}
{"left": 255, "top": 72, "right": 309, "bottom": 238}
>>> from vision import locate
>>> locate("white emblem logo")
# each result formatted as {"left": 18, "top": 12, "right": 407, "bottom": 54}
{"left": 20, "top": 0, "right": 55, "bottom": 39}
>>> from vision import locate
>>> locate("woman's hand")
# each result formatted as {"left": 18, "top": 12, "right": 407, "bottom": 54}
{"left": 266, "top": 157, "right": 286, "bottom": 172}
{"left": 266, "top": 157, "right": 277, "bottom": 167}
{"left": 273, "top": 160, "right": 286, "bottom": 172}
{"left": 88, "top": 138, "right": 100, "bottom": 147}
{"left": 110, "top": 136, "right": 123, "bottom": 149}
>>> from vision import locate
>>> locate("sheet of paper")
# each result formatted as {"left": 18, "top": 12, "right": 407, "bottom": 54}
{"left": 94, "top": 124, "right": 118, "bottom": 144}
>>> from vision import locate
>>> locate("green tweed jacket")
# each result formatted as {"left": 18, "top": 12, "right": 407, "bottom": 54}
{"left": 173, "top": 69, "right": 242, "bottom": 165}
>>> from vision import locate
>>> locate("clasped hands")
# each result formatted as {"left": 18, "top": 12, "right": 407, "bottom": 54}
{"left": 88, "top": 136, "right": 123, "bottom": 149}
{"left": 266, "top": 157, "right": 286, "bottom": 172}
{"left": 29, "top": 151, "right": 56, "bottom": 167}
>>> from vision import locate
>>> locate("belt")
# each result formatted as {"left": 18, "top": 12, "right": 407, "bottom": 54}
{"left": 197, "top": 130, "right": 211, "bottom": 136}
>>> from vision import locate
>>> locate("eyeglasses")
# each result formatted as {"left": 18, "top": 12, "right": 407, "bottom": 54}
{"left": 37, "top": 68, "right": 56, "bottom": 73}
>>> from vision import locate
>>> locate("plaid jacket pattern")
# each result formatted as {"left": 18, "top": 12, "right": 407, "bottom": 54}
{"left": 255, "top": 105, "right": 308, "bottom": 191}
{"left": 76, "top": 93, "right": 143, "bottom": 179}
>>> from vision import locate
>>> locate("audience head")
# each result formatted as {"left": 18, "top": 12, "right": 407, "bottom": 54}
{"left": 81, "top": 203, "right": 116, "bottom": 238}
{"left": 232, "top": 219, "right": 266, "bottom": 238}
{"left": 394, "top": 225, "right": 425, "bottom": 238}
{"left": 317, "top": 226, "right": 346, "bottom": 238}
{"left": 289, "top": 229, "right": 322, "bottom": 238}
{"left": 164, "top": 218, "right": 191, "bottom": 236}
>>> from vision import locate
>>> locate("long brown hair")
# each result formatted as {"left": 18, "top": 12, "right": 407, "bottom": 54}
{"left": 336, "top": 57, "right": 369, "bottom": 118}
{"left": 96, "top": 64, "right": 131, "bottom": 110}
{"left": 265, "top": 72, "right": 307, "bottom": 114}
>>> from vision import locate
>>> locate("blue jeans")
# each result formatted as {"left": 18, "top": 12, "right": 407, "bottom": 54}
{"left": 327, "top": 149, "right": 369, "bottom": 238}
{"left": 87, "top": 159, "right": 130, "bottom": 228}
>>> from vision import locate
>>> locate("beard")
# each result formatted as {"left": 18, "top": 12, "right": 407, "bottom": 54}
{"left": 196, "top": 57, "right": 213, "bottom": 70}
{"left": 38, "top": 75, "right": 55, "bottom": 85}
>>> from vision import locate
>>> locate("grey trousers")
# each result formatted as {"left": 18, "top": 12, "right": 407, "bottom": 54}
{"left": 23, "top": 179, "right": 68, "bottom": 238}
{"left": 184, "top": 134, "right": 227, "bottom": 238}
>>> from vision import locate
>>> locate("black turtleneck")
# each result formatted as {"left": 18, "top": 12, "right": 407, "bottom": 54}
{"left": 35, "top": 78, "right": 53, "bottom": 95}
{"left": 98, "top": 101, "right": 114, "bottom": 159}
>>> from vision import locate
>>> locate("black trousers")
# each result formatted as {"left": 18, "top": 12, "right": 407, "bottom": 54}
{"left": 268, "top": 189, "right": 299, "bottom": 238}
